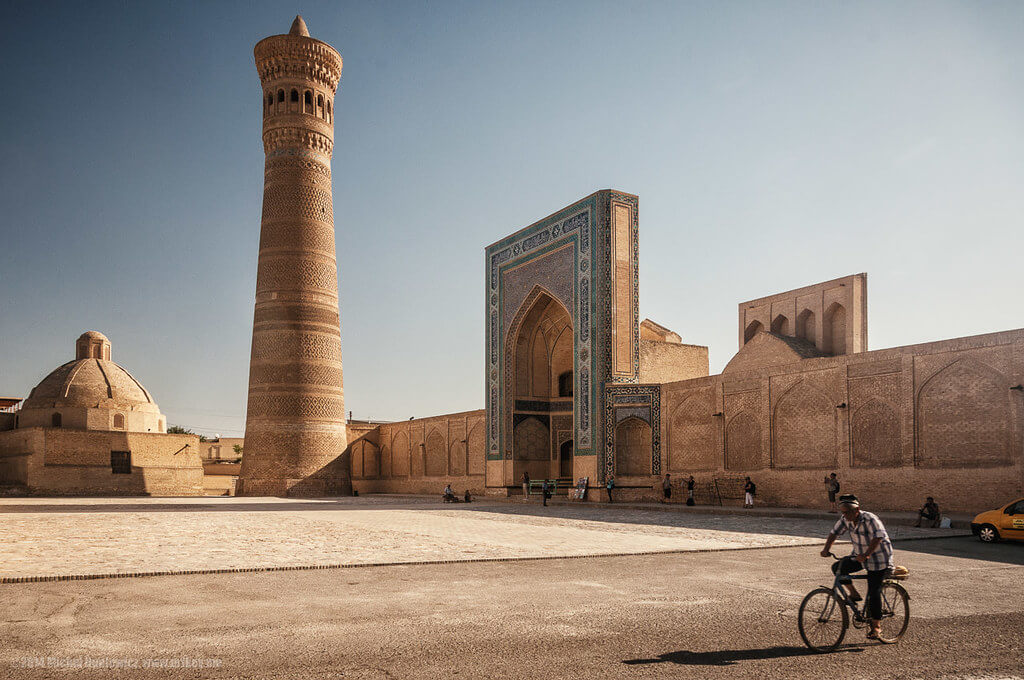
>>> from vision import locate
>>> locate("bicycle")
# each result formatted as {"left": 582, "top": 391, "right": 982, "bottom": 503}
{"left": 797, "top": 553, "right": 910, "bottom": 652}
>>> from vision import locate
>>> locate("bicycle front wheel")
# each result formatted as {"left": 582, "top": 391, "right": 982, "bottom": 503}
{"left": 798, "top": 587, "right": 848, "bottom": 652}
{"left": 876, "top": 582, "right": 910, "bottom": 644}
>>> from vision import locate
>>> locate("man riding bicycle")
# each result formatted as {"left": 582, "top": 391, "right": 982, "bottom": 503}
{"left": 820, "top": 494, "right": 894, "bottom": 640}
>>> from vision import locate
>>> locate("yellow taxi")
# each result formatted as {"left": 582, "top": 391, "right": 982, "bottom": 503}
{"left": 971, "top": 498, "right": 1024, "bottom": 543}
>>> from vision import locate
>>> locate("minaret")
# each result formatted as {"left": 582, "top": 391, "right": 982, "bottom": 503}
{"left": 238, "top": 16, "right": 350, "bottom": 497}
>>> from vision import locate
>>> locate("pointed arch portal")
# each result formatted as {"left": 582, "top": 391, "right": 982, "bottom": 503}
{"left": 509, "top": 290, "right": 574, "bottom": 481}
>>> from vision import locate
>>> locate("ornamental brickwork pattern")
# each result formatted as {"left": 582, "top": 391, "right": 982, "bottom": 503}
{"left": 239, "top": 19, "right": 350, "bottom": 497}
{"left": 485, "top": 191, "right": 640, "bottom": 483}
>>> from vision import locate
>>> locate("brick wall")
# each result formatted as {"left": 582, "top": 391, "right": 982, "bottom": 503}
{"left": 639, "top": 340, "right": 709, "bottom": 384}
{"left": 348, "top": 410, "right": 488, "bottom": 495}
{"left": 0, "top": 427, "right": 204, "bottom": 496}
{"left": 659, "top": 329, "right": 1024, "bottom": 513}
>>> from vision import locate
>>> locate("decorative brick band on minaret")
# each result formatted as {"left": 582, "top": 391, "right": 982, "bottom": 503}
{"left": 238, "top": 16, "right": 350, "bottom": 497}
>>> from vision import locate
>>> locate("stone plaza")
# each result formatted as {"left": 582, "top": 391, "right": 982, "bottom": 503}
{"left": 0, "top": 495, "right": 1020, "bottom": 678}
{"left": 0, "top": 496, "right": 963, "bottom": 581}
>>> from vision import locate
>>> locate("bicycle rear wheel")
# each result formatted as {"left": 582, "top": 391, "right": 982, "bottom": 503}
{"left": 798, "top": 587, "right": 848, "bottom": 652}
{"left": 875, "top": 582, "right": 910, "bottom": 643}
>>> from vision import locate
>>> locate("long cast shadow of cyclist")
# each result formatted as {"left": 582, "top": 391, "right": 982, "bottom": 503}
{"left": 622, "top": 645, "right": 865, "bottom": 666}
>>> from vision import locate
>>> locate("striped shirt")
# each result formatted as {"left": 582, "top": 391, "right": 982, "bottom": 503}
{"left": 832, "top": 510, "right": 894, "bottom": 571}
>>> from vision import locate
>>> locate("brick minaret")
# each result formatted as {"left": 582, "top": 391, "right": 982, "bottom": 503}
{"left": 238, "top": 16, "right": 350, "bottom": 497}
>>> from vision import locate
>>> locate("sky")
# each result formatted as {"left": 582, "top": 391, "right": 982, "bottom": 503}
{"left": 1, "top": 1, "right": 1022, "bottom": 438}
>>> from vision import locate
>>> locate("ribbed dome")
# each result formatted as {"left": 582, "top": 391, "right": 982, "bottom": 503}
{"left": 24, "top": 357, "right": 155, "bottom": 409}
{"left": 17, "top": 333, "right": 166, "bottom": 433}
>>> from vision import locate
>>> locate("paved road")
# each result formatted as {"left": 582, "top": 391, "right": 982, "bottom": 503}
{"left": 1, "top": 536, "right": 1020, "bottom": 679}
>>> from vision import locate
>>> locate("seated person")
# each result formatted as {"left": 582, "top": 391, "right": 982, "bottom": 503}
{"left": 464, "top": 489, "right": 472, "bottom": 503}
{"left": 914, "top": 497, "right": 940, "bottom": 527}
{"left": 443, "top": 484, "right": 456, "bottom": 502}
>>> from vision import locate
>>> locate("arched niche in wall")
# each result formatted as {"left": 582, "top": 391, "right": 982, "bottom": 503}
{"left": 796, "top": 309, "right": 816, "bottom": 345}
{"left": 512, "top": 291, "right": 572, "bottom": 400}
{"left": 823, "top": 303, "right": 846, "bottom": 355}
{"left": 771, "top": 315, "right": 790, "bottom": 336}
{"left": 744, "top": 320, "right": 764, "bottom": 344}
{"left": 668, "top": 393, "right": 716, "bottom": 471}
{"left": 362, "top": 441, "right": 380, "bottom": 478}
{"left": 615, "top": 417, "right": 652, "bottom": 476}
{"left": 425, "top": 429, "right": 447, "bottom": 477}
{"left": 467, "top": 422, "right": 486, "bottom": 475}
{"left": 449, "top": 437, "right": 466, "bottom": 476}
{"left": 351, "top": 441, "right": 364, "bottom": 478}
{"left": 851, "top": 399, "right": 901, "bottom": 468}
{"left": 391, "top": 431, "right": 410, "bottom": 476}
{"left": 916, "top": 359, "right": 1014, "bottom": 468}
{"left": 513, "top": 416, "right": 549, "bottom": 461}
{"left": 725, "top": 412, "right": 763, "bottom": 470}
{"left": 772, "top": 381, "right": 836, "bottom": 469}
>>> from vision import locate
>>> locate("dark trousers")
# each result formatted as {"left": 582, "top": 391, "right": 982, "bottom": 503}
{"left": 832, "top": 557, "right": 890, "bottom": 620}
{"left": 606, "top": 487, "right": 613, "bottom": 502}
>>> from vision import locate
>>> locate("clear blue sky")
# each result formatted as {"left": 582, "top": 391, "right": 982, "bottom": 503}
{"left": 1, "top": 1, "right": 1022, "bottom": 437}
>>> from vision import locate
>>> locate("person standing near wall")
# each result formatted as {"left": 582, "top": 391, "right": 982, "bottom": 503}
{"left": 661, "top": 474, "right": 672, "bottom": 503}
{"left": 606, "top": 475, "right": 615, "bottom": 503}
{"left": 522, "top": 471, "right": 530, "bottom": 498}
{"left": 827, "top": 473, "right": 841, "bottom": 512}
{"left": 687, "top": 475, "right": 696, "bottom": 506}
{"left": 744, "top": 477, "right": 756, "bottom": 508}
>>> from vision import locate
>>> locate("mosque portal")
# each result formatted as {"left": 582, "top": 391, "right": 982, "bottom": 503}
{"left": 509, "top": 291, "right": 573, "bottom": 482}
{"left": 485, "top": 191, "right": 650, "bottom": 493}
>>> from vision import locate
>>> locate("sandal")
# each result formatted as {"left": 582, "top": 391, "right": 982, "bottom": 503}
{"left": 866, "top": 630, "right": 880, "bottom": 640}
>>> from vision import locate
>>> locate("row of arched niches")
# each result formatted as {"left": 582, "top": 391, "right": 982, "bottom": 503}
{"left": 264, "top": 87, "right": 333, "bottom": 123}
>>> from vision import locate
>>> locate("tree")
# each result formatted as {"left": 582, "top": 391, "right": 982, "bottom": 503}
{"left": 232, "top": 444, "right": 243, "bottom": 456}
{"left": 167, "top": 425, "right": 208, "bottom": 442}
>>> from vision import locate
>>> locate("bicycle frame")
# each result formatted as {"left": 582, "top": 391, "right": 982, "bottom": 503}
{"left": 828, "top": 554, "right": 875, "bottom": 622}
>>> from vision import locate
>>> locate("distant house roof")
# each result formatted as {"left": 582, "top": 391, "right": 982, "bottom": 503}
{"left": 0, "top": 398, "right": 21, "bottom": 409}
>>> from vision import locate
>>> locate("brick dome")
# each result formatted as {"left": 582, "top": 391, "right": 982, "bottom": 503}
{"left": 18, "top": 332, "right": 165, "bottom": 432}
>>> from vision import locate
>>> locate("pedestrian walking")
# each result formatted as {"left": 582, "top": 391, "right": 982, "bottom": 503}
{"left": 686, "top": 475, "right": 696, "bottom": 506}
{"left": 661, "top": 473, "right": 672, "bottom": 503}
{"left": 744, "top": 477, "right": 756, "bottom": 508}
{"left": 542, "top": 479, "right": 550, "bottom": 507}
{"left": 606, "top": 475, "right": 615, "bottom": 503}
{"left": 522, "top": 471, "right": 530, "bottom": 498}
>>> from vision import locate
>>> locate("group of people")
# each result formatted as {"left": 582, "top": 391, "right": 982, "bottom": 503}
{"left": 521, "top": 468, "right": 940, "bottom": 534}
{"left": 827, "top": 473, "right": 942, "bottom": 527}
{"left": 442, "top": 485, "right": 472, "bottom": 503}
{"left": 658, "top": 474, "right": 757, "bottom": 508}
{"left": 658, "top": 474, "right": 698, "bottom": 506}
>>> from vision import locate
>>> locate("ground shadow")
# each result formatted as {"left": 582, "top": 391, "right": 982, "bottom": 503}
{"left": 896, "top": 535, "right": 1024, "bottom": 567}
{"left": 455, "top": 502, "right": 960, "bottom": 543}
{"left": 622, "top": 644, "right": 864, "bottom": 666}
